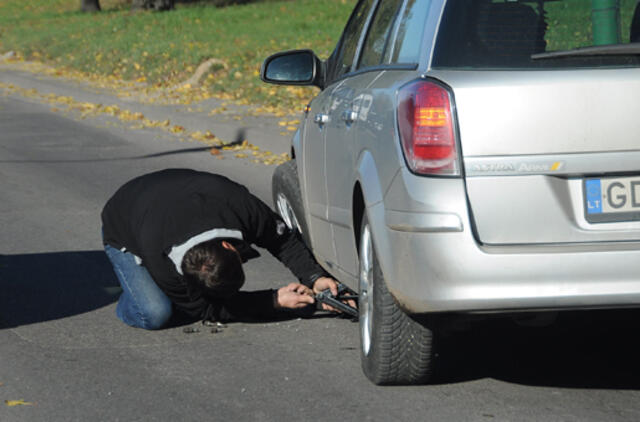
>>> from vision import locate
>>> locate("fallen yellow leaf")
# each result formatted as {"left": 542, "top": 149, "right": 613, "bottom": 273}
{"left": 5, "top": 400, "right": 33, "bottom": 407}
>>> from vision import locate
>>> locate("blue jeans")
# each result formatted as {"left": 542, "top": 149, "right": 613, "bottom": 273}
{"left": 104, "top": 244, "right": 172, "bottom": 330}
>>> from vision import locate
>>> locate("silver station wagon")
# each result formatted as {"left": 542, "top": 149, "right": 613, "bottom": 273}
{"left": 262, "top": 0, "right": 640, "bottom": 385}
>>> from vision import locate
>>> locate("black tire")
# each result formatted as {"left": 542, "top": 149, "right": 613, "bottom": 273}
{"left": 358, "top": 214, "right": 435, "bottom": 385}
{"left": 271, "top": 160, "right": 310, "bottom": 246}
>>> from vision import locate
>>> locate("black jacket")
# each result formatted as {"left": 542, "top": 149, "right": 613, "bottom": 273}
{"left": 101, "top": 169, "right": 328, "bottom": 321}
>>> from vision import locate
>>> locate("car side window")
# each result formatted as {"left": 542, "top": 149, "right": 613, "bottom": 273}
{"left": 388, "top": 0, "right": 431, "bottom": 64}
{"left": 326, "top": 0, "right": 376, "bottom": 83}
{"left": 357, "top": 0, "right": 405, "bottom": 69}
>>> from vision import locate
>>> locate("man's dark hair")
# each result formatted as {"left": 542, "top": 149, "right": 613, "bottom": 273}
{"left": 181, "top": 239, "right": 245, "bottom": 298}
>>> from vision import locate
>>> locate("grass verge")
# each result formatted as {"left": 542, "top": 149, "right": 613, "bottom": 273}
{"left": 0, "top": 0, "right": 356, "bottom": 113}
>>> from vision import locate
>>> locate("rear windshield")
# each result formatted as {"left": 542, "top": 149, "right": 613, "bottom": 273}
{"left": 432, "top": 0, "right": 640, "bottom": 69}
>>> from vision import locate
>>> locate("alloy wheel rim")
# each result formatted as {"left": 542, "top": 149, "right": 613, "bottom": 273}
{"left": 276, "top": 193, "right": 302, "bottom": 234}
{"left": 359, "top": 224, "right": 373, "bottom": 356}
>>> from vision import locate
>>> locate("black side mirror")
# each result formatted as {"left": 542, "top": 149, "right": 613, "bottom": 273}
{"left": 260, "top": 50, "right": 325, "bottom": 89}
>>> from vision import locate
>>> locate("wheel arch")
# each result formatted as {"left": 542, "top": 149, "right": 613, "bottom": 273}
{"left": 352, "top": 182, "right": 365, "bottom": 255}
{"left": 354, "top": 150, "right": 394, "bottom": 288}
{"left": 291, "top": 127, "right": 301, "bottom": 160}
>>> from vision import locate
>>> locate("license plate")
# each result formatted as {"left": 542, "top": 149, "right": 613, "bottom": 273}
{"left": 584, "top": 176, "right": 640, "bottom": 223}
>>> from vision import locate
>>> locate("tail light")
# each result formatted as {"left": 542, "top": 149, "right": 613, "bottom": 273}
{"left": 397, "top": 80, "right": 460, "bottom": 176}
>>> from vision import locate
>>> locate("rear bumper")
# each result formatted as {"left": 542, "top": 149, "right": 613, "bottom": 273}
{"left": 371, "top": 169, "right": 640, "bottom": 314}
{"left": 384, "top": 227, "right": 640, "bottom": 313}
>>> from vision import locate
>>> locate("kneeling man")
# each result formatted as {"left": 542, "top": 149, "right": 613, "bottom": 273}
{"left": 101, "top": 168, "right": 338, "bottom": 329}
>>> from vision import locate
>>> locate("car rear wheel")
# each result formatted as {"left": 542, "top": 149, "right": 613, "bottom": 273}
{"left": 271, "top": 160, "right": 309, "bottom": 245}
{"left": 359, "top": 214, "right": 436, "bottom": 385}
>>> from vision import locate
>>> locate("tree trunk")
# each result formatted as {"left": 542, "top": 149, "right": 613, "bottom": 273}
{"left": 80, "top": 0, "right": 101, "bottom": 12}
{"left": 131, "top": 0, "right": 175, "bottom": 11}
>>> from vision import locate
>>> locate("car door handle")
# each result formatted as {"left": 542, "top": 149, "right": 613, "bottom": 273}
{"left": 342, "top": 110, "right": 358, "bottom": 124}
{"left": 314, "top": 113, "right": 330, "bottom": 124}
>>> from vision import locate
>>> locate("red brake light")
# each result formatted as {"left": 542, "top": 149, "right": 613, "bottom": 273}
{"left": 397, "top": 80, "right": 459, "bottom": 175}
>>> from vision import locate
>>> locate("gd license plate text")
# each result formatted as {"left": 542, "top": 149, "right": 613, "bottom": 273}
{"left": 585, "top": 177, "right": 640, "bottom": 222}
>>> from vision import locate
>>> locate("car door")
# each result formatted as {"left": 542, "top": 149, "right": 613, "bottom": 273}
{"left": 324, "top": 0, "right": 406, "bottom": 277}
{"left": 301, "top": 0, "right": 377, "bottom": 269}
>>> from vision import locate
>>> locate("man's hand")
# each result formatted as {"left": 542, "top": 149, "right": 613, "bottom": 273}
{"left": 312, "top": 277, "right": 339, "bottom": 296}
{"left": 274, "top": 282, "right": 315, "bottom": 310}
{"left": 312, "top": 277, "right": 357, "bottom": 312}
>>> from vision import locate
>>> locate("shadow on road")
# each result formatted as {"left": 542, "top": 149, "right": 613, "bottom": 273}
{"left": 0, "top": 250, "right": 339, "bottom": 330}
{"left": 434, "top": 309, "right": 640, "bottom": 389}
{"left": 0, "top": 129, "right": 245, "bottom": 164}
{"left": 0, "top": 250, "right": 120, "bottom": 328}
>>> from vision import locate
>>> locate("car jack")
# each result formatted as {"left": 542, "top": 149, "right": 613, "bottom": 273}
{"left": 316, "top": 283, "right": 359, "bottom": 318}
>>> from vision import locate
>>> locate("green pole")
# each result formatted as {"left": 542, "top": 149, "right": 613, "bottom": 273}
{"left": 592, "top": 0, "right": 621, "bottom": 45}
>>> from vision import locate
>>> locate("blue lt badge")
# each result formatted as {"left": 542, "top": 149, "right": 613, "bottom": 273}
{"left": 585, "top": 179, "right": 602, "bottom": 214}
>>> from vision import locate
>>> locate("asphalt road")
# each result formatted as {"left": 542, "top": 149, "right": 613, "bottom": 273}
{"left": 1, "top": 66, "right": 640, "bottom": 422}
